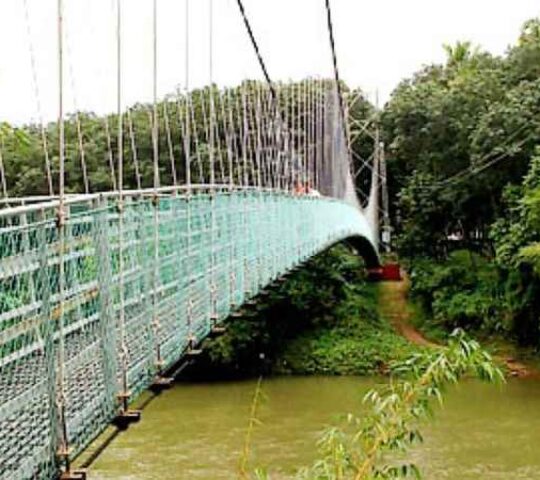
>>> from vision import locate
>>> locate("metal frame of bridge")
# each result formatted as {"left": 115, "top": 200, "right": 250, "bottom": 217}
{"left": 0, "top": 1, "right": 382, "bottom": 478}
{"left": 0, "top": 186, "right": 377, "bottom": 480}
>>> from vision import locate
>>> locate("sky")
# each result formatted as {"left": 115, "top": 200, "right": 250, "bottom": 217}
{"left": 0, "top": 0, "right": 538, "bottom": 124}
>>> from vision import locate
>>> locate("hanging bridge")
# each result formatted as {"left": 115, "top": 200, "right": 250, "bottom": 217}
{"left": 0, "top": 1, "right": 382, "bottom": 479}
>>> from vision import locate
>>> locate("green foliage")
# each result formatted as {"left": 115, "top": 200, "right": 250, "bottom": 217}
{"left": 394, "top": 172, "right": 450, "bottom": 258}
{"left": 295, "top": 331, "right": 503, "bottom": 480}
{"left": 194, "top": 245, "right": 417, "bottom": 378}
{"left": 520, "top": 243, "right": 540, "bottom": 275}
{"left": 251, "top": 331, "right": 503, "bottom": 480}
{"left": 1, "top": 80, "right": 354, "bottom": 197}
{"left": 408, "top": 247, "right": 540, "bottom": 346}
{"left": 443, "top": 41, "right": 477, "bottom": 66}
{"left": 409, "top": 251, "right": 513, "bottom": 334}
{"left": 508, "top": 18, "right": 540, "bottom": 82}
{"left": 0, "top": 122, "right": 29, "bottom": 147}
{"left": 276, "top": 294, "right": 417, "bottom": 376}
{"left": 239, "top": 377, "right": 265, "bottom": 480}
{"left": 383, "top": 17, "right": 540, "bottom": 254}
{"left": 384, "top": 18, "right": 540, "bottom": 348}
{"left": 491, "top": 149, "right": 540, "bottom": 268}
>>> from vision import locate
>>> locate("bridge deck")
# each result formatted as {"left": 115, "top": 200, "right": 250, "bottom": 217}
{"left": 0, "top": 189, "right": 375, "bottom": 480}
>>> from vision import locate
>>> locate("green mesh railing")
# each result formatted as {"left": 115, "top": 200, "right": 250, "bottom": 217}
{"left": 0, "top": 190, "right": 375, "bottom": 480}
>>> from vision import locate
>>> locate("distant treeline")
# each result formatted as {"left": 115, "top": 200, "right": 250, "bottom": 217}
{"left": 0, "top": 80, "right": 374, "bottom": 198}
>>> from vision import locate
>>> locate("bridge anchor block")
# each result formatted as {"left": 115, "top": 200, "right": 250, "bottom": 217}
{"left": 60, "top": 469, "right": 87, "bottom": 480}
{"left": 113, "top": 410, "right": 141, "bottom": 430}
{"left": 186, "top": 336, "right": 203, "bottom": 356}
{"left": 211, "top": 325, "right": 227, "bottom": 336}
{"left": 149, "top": 376, "right": 174, "bottom": 394}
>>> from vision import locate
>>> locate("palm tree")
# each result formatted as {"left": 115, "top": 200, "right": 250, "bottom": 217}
{"left": 519, "top": 19, "right": 540, "bottom": 46}
{"left": 443, "top": 41, "right": 473, "bottom": 66}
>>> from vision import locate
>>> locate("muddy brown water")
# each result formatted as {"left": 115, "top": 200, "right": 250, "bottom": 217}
{"left": 89, "top": 376, "right": 540, "bottom": 479}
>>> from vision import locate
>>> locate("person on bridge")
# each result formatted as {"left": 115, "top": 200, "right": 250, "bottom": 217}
{"left": 294, "top": 182, "right": 307, "bottom": 195}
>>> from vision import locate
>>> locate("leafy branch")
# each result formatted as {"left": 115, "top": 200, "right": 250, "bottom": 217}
{"left": 295, "top": 330, "right": 504, "bottom": 480}
{"left": 0, "top": 122, "right": 29, "bottom": 147}
{"left": 238, "top": 376, "right": 265, "bottom": 480}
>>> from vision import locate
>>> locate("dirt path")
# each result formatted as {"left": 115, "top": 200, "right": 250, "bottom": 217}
{"left": 378, "top": 277, "right": 538, "bottom": 378}
{"left": 378, "top": 278, "right": 437, "bottom": 348}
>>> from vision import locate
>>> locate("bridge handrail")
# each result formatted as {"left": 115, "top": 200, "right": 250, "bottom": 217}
{"left": 0, "top": 185, "right": 304, "bottom": 219}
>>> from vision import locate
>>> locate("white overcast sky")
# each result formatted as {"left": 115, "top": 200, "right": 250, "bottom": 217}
{"left": 0, "top": 0, "right": 538, "bottom": 124}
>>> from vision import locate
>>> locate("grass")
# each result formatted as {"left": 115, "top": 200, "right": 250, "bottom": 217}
{"left": 274, "top": 285, "right": 421, "bottom": 376}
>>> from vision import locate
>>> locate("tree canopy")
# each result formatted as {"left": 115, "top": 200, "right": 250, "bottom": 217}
{"left": 383, "top": 18, "right": 540, "bottom": 346}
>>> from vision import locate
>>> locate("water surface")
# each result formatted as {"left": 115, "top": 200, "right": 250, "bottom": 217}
{"left": 91, "top": 376, "right": 540, "bottom": 479}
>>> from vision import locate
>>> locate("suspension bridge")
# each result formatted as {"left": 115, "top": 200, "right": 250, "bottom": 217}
{"left": 0, "top": 1, "right": 384, "bottom": 479}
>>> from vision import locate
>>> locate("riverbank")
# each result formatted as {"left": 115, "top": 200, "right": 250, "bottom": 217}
{"left": 184, "top": 249, "right": 539, "bottom": 380}
{"left": 391, "top": 263, "right": 540, "bottom": 379}
{"left": 184, "top": 246, "right": 422, "bottom": 379}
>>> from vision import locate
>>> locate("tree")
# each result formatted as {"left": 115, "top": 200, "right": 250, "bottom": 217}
{"left": 395, "top": 171, "right": 452, "bottom": 258}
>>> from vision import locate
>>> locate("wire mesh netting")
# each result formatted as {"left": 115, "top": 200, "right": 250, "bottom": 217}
{"left": 0, "top": 190, "right": 374, "bottom": 480}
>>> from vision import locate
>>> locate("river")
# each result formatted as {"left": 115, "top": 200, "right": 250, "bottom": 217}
{"left": 90, "top": 376, "right": 540, "bottom": 479}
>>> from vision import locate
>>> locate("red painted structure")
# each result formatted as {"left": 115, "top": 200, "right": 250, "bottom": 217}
{"left": 368, "top": 263, "right": 402, "bottom": 281}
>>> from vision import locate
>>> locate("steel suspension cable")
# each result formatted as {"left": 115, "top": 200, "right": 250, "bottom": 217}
{"left": 425, "top": 124, "right": 533, "bottom": 191}
{"left": 282, "top": 83, "right": 294, "bottom": 189}
{"left": 103, "top": 116, "right": 117, "bottom": 190}
{"left": 281, "top": 83, "right": 292, "bottom": 191}
{"left": 306, "top": 79, "right": 311, "bottom": 189}
{"left": 183, "top": 0, "right": 195, "bottom": 351}
{"left": 56, "top": 0, "right": 70, "bottom": 472}
{"left": 127, "top": 107, "right": 142, "bottom": 189}
{"left": 235, "top": 0, "right": 277, "bottom": 104}
{"left": 246, "top": 85, "right": 260, "bottom": 187}
{"left": 273, "top": 83, "right": 285, "bottom": 189}
{"left": 258, "top": 85, "right": 271, "bottom": 188}
{"left": 175, "top": 94, "right": 188, "bottom": 183}
{"left": 270, "top": 83, "right": 282, "bottom": 189}
{"left": 208, "top": 0, "right": 216, "bottom": 187}
{"left": 324, "top": 0, "right": 361, "bottom": 202}
{"left": 253, "top": 84, "right": 264, "bottom": 188}
{"left": 213, "top": 89, "right": 227, "bottom": 184}
{"left": 258, "top": 83, "right": 271, "bottom": 188}
{"left": 152, "top": 0, "right": 160, "bottom": 192}
{"left": 240, "top": 84, "right": 250, "bottom": 187}
{"left": 0, "top": 141, "right": 7, "bottom": 199}
{"left": 22, "top": 0, "right": 54, "bottom": 196}
{"left": 163, "top": 99, "right": 177, "bottom": 187}
{"left": 290, "top": 83, "right": 297, "bottom": 191}
{"left": 116, "top": 0, "right": 123, "bottom": 205}
{"left": 220, "top": 89, "right": 234, "bottom": 189}
{"left": 235, "top": 86, "right": 244, "bottom": 186}
{"left": 151, "top": 0, "right": 163, "bottom": 374}
{"left": 184, "top": 0, "right": 191, "bottom": 190}
{"left": 309, "top": 79, "right": 315, "bottom": 189}
{"left": 64, "top": 20, "right": 89, "bottom": 193}
{"left": 190, "top": 94, "right": 205, "bottom": 183}
{"left": 303, "top": 79, "right": 308, "bottom": 186}
{"left": 115, "top": 0, "right": 129, "bottom": 415}
{"left": 200, "top": 90, "right": 213, "bottom": 171}
{"left": 324, "top": 0, "right": 348, "bottom": 149}
{"left": 296, "top": 82, "right": 302, "bottom": 189}
{"left": 235, "top": 0, "right": 286, "bottom": 170}
{"left": 226, "top": 88, "right": 238, "bottom": 187}
{"left": 313, "top": 80, "right": 323, "bottom": 191}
